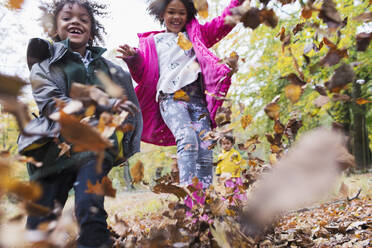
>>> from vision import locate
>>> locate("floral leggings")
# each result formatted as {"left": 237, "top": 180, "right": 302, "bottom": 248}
{"left": 159, "top": 81, "right": 213, "bottom": 188}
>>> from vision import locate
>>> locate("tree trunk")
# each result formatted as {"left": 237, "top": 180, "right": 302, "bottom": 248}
{"left": 351, "top": 82, "right": 371, "bottom": 172}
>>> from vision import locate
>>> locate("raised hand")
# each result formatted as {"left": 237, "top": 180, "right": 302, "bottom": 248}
{"left": 116, "top": 44, "right": 138, "bottom": 59}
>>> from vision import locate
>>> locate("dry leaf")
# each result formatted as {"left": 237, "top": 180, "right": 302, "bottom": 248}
{"left": 95, "top": 70, "right": 125, "bottom": 99}
{"left": 285, "top": 84, "right": 302, "bottom": 104}
{"left": 0, "top": 73, "right": 27, "bottom": 96}
{"left": 52, "top": 111, "right": 112, "bottom": 153}
{"left": 241, "top": 8, "right": 261, "bottom": 29}
{"left": 58, "top": 142, "right": 71, "bottom": 157}
{"left": 0, "top": 97, "right": 31, "bottom": 131}
{"left": 281, "top": 73, "right": 306, "bottom": 86}
{"left": 173, "top": 89, "right": 190, "bottom": 102}
{"left": 131, "top": 161, "right": 144, "bottom": 184}
{"left": 85, "top": 176, "right": 116, "bottom": 197}
{"left": 24, "top": 201, "right": 51, "bottom": 217}
{"left": 6, "top": 180, "right": 42, "bottom": 201}
{"left": 193, "top": 0, "right": 208, "bottom": 18}
{"left": 264, "top": 102, "right": 280, "bottom": 120}
{"left": 356, "top": 32, "right": 372, "bottom": 52}
{"left": 355, "top": 98, "right": 371, "bottom": 105}
{"left": 260, "top": 9, "right": 278, "bottom": 28}
{"left": 353, "top": 12, "right": 372, "bottom": 22}
{"left": 6, "top": 0, "right": 24, "bottom": 9}
{"left": 240, "top": 114, "right": 253, "bottom": 130}
{"left": 177, "top": 32, "right": 193, "bottom": 50}
{"left": 326, "top": 63, "right": 354, "bottom": 93}
{"left": 152, "top": 183, "right": 187, "bottom": 199}
{"left": 318, "top": 0, "right": 343, "bottom": 29}
{"left": 301, "top": 6, "right": 313, "bottom": 19}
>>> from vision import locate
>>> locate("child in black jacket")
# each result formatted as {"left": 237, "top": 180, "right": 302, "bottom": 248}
{"left": 17, "top": 1, "right": 142, "bottom": 247}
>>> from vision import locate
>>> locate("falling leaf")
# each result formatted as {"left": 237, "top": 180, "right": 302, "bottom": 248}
{"left": 193, "top": 0, "right": 208, "bottom": 18}
{"left": 274, "top": 120, "right": 285, "bottom": 135}
{"left": 260, "top": 9, "right": 278, "bottom": 28}
{"left": 355, "top": 98, "right": 371, "bottom": 105}
{"left": 6, "top": 0, "right": 24, "bottom": 9}
{"left": 314, "top": 95, "right": 330, "bottom": 107}
{"left": 269, "top": 153, "right": 278, "bottom": 165}
{"left": 152, "top": 183, "right": 187, "bottom": 199}
{"left": 332, "top": 94, "right": 350, "bottom": 102}
{"left": 219, "top": 52, "right": 239, "bottom": 76}
{"left": 0, "top": 73, "right": 27, "bottom": 96}
{"left": 131, "top": 161, "right": 144, "bottom": 184}
{"left": 58, "top": 142, "right": 71, "bottom": 157}
{"left": 24, "top": 201, "right": 51, "bottom": 217}
{"left": 241, "top": 8, "right": 261, "bottom": 29}
{"left": 6, "top": 180, "right": 42, "bottom": 201}
{"left": 264, "top": 101, "right": 280, "bottom": 121}
{"left": 301, "top": 6, "right": 313, "bottom": 19}
{"left": 319, "top": 48, "right": 348, "bottom": 67}
{"left": 85, "top": 176, "right": 116, "bottom": 197}
{"left": 315, "top": 85, "right": 328, "bottom": 96}
{"left": 285, "top": 84, "right": 302, "bottom": 104}
{"left": 292, "top": 23, "right": 305, "bottom": 35}
{"left": 96, "top": 70, "right": 125, "bottom": 99}
{"left": 356, "top": 32, "right": 372, "bottom": 52}
{"left": 173, "top": 89, "right": 190, "bottom": 102}
{"left": 215, "top": 106, "right": 232, "bottom": 126}
{"left": 281, "top": 73, "right": 306, "bottom": 86}
{"left": 240, "top": 114, "right": 253, "bottom": 130}
{"left": 177, "top": 32, "right": 193, "bottom": 50}
{"left": 326, "top": 63, "right": 355, "bottom": 93}
{"left": 0, "top": 97, "right": 31, "bottom": 131}
{"left": 70, "top": 83, "right": 110, "bottom": 107}
{"left": 353, "top": 12, "right": 372, "bottom": 22}
{"left": 318, "top": 0, "right": 343, "bottom": 30}
{"left": 51, "top": 111, "right": 112, "bottom": 153}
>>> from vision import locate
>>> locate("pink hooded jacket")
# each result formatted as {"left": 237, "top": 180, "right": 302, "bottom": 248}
{"left": 124, "top": 0, "right": 242, "bottom": 146}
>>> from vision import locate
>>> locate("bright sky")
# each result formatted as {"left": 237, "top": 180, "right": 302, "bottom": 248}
{"left": 0, "top": 0, "right": 162, "bottom": 78}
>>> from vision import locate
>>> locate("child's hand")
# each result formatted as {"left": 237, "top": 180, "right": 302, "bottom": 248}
{"left": 117, "top": 44, "right": 137, "bottom": 59}
{"left": 113, "top": 99, "right": 138, "bottom": 116}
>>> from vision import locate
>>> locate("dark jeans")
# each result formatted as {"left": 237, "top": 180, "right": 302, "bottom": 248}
{"left": 26, "top": 159, "right": 113, "bottom": 248}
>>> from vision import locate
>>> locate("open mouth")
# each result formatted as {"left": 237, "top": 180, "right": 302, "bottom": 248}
{"left": 68, "top": 27, "right": 83, "bottom": 35}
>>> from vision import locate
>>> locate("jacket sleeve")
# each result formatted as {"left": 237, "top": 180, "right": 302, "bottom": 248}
{"left": 30, "top": 62, "right": 71, "bottom": 118}
{"left": 123, "top": 48, "right": 146, "bottom": 85}
{"left": 199, "top": 0, "right": 242, "bottom": 48}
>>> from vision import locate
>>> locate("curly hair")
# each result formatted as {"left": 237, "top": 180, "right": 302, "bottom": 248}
{"left": 147, "top": 0, "right": 197, "bottom": 26}
{"left": 219, "top": 133, "right": 235, "bottom": 145}
{"left": 41, "top": 0, "right": 107, "bottom": 46}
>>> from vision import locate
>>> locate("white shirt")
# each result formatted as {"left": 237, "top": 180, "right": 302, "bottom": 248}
{"left": 154, "top": 32, "right": 201, "bottom": 101}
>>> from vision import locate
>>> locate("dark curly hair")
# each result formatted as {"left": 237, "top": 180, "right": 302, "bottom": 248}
{"left": 42, "top": 0, "right": 107, "bottom": 46}
{"left": 147, "top": 0, "right": 197, "bottom": 26}
{"left": 219, "top": 133, "right": 235, "bottom": 145}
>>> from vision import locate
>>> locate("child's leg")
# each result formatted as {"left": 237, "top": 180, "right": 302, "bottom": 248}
{"left": 74, "top": 159, "right": 113, "bottom": 248}
{"left": 160, "top": 97, "right": 198, "bottom": 186}
{"left": 189, "top": 97, "right": 213, "bottom": 188}
{"left": 26, "top": 169, "right": 76, "bottom": 229}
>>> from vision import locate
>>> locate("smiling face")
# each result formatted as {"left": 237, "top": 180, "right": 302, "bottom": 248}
{"left": 56, "top": 3, "right": 92, "bottom": 55}
{"left": 221, "top": 138, "right": 233, "bottom": 152}
{"left": 163, "top": 0, "right": 188, "bottom": 34}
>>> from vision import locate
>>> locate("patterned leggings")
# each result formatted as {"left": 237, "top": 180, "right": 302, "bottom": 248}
{"left": 159, "top": 82, "right": 213, "bottom": 187}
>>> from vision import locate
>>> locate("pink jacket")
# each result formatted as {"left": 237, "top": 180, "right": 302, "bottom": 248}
{"left": 124, "top": 0, "right": 242, "bottom": 146}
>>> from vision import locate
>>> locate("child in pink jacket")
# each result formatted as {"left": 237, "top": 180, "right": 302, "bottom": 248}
{"left": 118, "top": 0, "right": 244, "bottom": 187}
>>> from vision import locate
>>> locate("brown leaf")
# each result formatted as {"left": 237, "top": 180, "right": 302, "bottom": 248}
{"left": 314, "top": 95, "right": 330, "bottom": 107}
{"left": 326, "top": 63, "right": 354, "bottom": 93}
{"left": 241, "top": 8, "right": 261, "bottom": 29}
{"left": 152, "top": 183, "right": 187, "bottom": 199}
{"left": 173, "top": 89, "right": 190, "bottom": 102}
{"left": 177, "top": 32, "right": 193, "bottom": 50}
{"left": 281, "top": 73, "right": 306, "bottom": 86}
{"left": 193, "top": 0, "right": 208, "bottom": 18}
{"left": 285, "top": 84, "right": 302, "bottom": 104}
{"left": 318, "top": 0, "right": 343, "bottom": 29}
{"left": 315, "top": 84, "right": 328, "bottom": 96}
{"left": 319, "top": 47, "right": 348, "bottom": 67}
{"left": 6, "top": 0, "right": 24, "bottom": 9}
{"left": 279, "top": 0, "right": 296, "bottom": 5}
{"left": 24, "top": 201, "right": 51, "bottom": 217}
{"left": 58, "top": 142, "right": 71, "bottom": 157}
{"left": 219, "top": 52, "right": 239, "bottom": 77}
{"left": 356, "top": 32, "right": 372, "bottom": 52}
{"left": 301, "top": 6, "right": 313, "bottom": 19}
{"left": 6, "top": 180, "right": 42, "bottom": 201}
{"left": 95, "top": 71, "right": 125, "bottom": 99}
{"left": 332, "top": 93, "right": 350, "bottom": 102}
{"left": 355, "top": 98, "right": 371, "bottom": 105}
{"left": 53, "top": 111, "right": 113, "bottom": 153}
{"left": 0, "top": 97, "right": 31, "bottom": 131}
{"left": 215, "top": 106, "right": 232, "bottom": 127}
{"left": 285, "top": 116, "right": 303, "bottom": 140}
{"left": 70, "top": 83, "right": 110, "bottom": 107}
{"left": 274, "top": 120, "right": 285, "bottom": 135}
{"left": 240, "top": 114, "right": 253, "bottom": 130}
{"left": 131, "top": 161, "right": 144, "bottom": 184}
{"left": 264, "top": 102, "right": 280, "bottom": 121}
{"left": 293, "top": 23, "right": 305, "bottom": 35}
{"left": 0, "top": 74, "right": 27, "bottom": 97}
{"left": 260, "top": 9, "right": 278, "bottom": 28}
{"left": 353, "top": 12, "right": 372, "bottom": 22}
{"left": 85, "top": 176, "right": 116, "bottom": 197}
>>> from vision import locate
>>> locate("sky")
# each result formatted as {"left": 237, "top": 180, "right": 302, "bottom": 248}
{"left": 0, "top": 0, "right": 162, "bottom": 79}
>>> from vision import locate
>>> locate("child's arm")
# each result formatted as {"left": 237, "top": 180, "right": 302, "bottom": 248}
{"left": 199, "top": 0, "right": 244, "bottom": 48}
{"left": 117, "top": 44, "right": 146, "bottom": 84}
